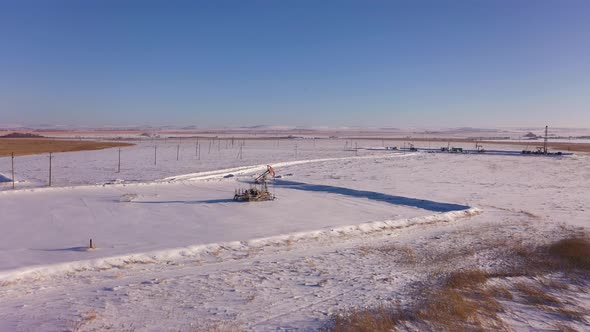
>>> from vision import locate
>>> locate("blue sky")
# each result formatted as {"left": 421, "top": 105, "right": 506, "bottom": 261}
{"left": 1, "top": 1, "right": 589, "bottom": 128}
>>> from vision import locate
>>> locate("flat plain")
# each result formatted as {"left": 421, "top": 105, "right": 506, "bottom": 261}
{"left": 0, "top": 129, "right": 588, "bottom": 331}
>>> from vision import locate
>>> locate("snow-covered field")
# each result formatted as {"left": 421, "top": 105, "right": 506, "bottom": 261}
{"left": 0, "top": 139, "right": 588, "bottom": 331}
{"left": 0, "top": 139, "right": 379, "bottom": 188}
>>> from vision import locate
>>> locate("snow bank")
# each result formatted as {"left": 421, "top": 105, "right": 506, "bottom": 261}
{"left": 0, "top": 207, "right": 480, "bottom": 284}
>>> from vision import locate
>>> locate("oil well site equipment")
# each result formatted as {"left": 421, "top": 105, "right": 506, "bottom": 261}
{"left": 233, "top": 165, "right": 276, "bottom": 202}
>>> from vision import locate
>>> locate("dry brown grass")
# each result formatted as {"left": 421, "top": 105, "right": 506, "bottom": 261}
{"left": 421, "top": 269, "right": 508, "bottom": 331}
{"left": 444, "top": 270, "right": 489, "bottom": 289}
{"left": 424, "top": 288, "right": 476, "bottom": 322}
{"left": 0, "top": 138, "right": 133, "bottom": 157}
{"left": 552, "top": 322, "right": 576, "bottom": 332}
{"left": 429, "top": 246, "right": 477, "bottom": 266}
{"left": 545, "top": 306, "right": 588, "bottom": 322}
{"left": 65, "top": 309, "right": 99, "bottom": 332}
{"left": 328, "top": 306, "right": 398, "bottom": 332}
{"left": 548, "top": 237, "right": 590, "bottom": 271}
{"left": 497, "top": 236, "right": 590, "bottom": 278}
{"left": 487, "top": 285, "right": 514, "bottom": 300}
{"left": 198, "top": 321, "right": 243, "bottom": 332}
{"left": 327, "top": 269, "right": 505, "bottom": 332}
{"left": 514, "top": 282, "right": 561, "bottom": 306}
{"left": 358, "top": 244, "right": 417, "bottom": 264}
{"left": 325, "top": 235, "right": 590, "bottom": 332}
{"left": 539, "top": 278, "right": 571, "bottom": 291}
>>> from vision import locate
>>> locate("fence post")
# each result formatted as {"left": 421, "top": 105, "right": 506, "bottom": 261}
{"left": 48, "top": 152, "right": 52, "bottom": 187}
{"left": 11, "top": 152, "right": 15, "bottom": 189}
{"left": 154, "top": 145, "right": 157, "bottom": 165}
{"left": 117, "top": 148, "right": 121, "bottom": 173}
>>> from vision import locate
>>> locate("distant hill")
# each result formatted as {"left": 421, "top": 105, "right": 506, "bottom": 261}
{"left": 0, "top": 132, "right": 44, "bottom": 138}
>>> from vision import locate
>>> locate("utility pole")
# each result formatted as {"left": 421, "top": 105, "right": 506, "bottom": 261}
{"left": 11, "top": 152, "right": 15, "bottom": 189}
{"left": 543, "top": 125, "right": 548, "bottom": 155}
{"left": 154, "top": 145, "right": 157, "bottom": 165}
{"left": 118, "top": 148, "right": 121, "bottom": 172}
{"left": 177, "top": 144, "right": 180, "bottom": 161}
{"left": 48, "top": 152, "right": 53, "bottom": 187}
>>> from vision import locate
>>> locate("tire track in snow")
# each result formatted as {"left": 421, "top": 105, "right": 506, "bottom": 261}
{"left": 161, "top": 153, "right": 415, "bottom": 182}
{"left": 0, "top": 153, "right": 415, "bottom": 195}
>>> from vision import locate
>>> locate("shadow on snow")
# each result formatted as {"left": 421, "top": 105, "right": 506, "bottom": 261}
{"left": 40, "top": 247, "right": 93, "bottom": 252}
{"left": 131, "top": 198, "right": 235, "bottom": 204}
{"left": 272, "top": 179, "right": 469, "bottom": 212}
{"left": 0, "top": 174, "right": 12, "bottom": 183}
{"left": 127, "top": 181, "right": 469, "bottom": 212}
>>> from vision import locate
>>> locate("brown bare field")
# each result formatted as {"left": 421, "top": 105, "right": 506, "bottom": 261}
{"left": 0, "top": 138, "right": 134, "bottom": 157}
